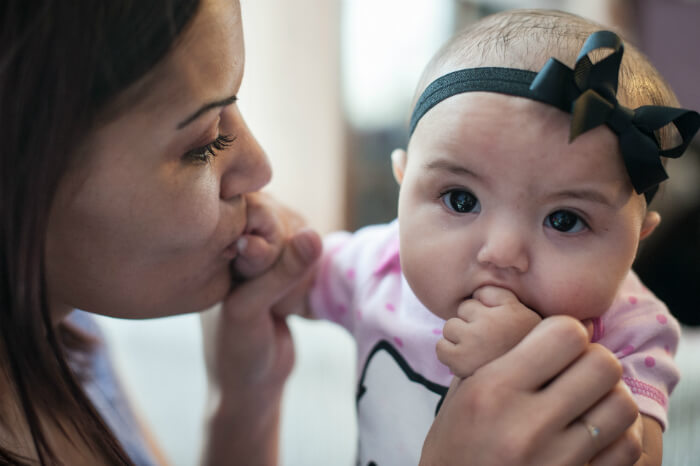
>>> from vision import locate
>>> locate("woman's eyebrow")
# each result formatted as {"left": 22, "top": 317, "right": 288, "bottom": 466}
{"left": 176, "top": 94, "right": 238, "bottom": 129}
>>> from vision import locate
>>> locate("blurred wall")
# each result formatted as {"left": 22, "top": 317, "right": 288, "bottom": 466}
{"left": 635, "top": 0, "right": 700, "bottom": 113}
{"left": 239, "top": 0, "right": 346, "bottom": 234}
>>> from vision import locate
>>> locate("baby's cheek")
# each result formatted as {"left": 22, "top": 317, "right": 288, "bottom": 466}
{"left": 540, "top": 274, "right": 618, "bottom": 321}
{"left": 401, "top": 248, "right": 454, "bottom": 321}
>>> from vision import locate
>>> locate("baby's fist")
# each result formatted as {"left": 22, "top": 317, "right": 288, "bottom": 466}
{"left": 436, "top": 286, "right": 541, "bottom": 378}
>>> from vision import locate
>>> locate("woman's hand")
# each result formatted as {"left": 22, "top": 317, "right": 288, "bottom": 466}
{"left": 200, "top": 226, "right": 321, "bottom": 465}
{"left": 421, "top": 316, "right": 642, "bottom": 466}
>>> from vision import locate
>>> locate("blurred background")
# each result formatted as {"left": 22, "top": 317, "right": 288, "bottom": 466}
{"left": 94, "top": 0, "right": 700, "bottom": 464}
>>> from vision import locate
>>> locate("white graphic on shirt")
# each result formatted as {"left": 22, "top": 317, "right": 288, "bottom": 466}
{"left": 356, "top": 341, "right": 448, "bottom": 466}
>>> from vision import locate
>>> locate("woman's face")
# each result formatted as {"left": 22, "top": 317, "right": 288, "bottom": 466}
{"left": 45, "top": 0, "right": 269, "bottom": 319}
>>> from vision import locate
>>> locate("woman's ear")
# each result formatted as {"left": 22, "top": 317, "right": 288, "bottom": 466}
{"left": 391, "top": 149, "right": 407, "bottom": 185}
{"left": 640, "top": 210, "right": 661, "bottom": 240}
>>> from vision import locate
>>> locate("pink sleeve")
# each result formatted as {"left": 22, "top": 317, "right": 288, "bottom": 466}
{"left": 308, "top": 230, "right": 356, "bottom": 330}
{"left": 593, "top": 271, "right": 681, "bottom": 431}
{"left": 308, "top": 221, "right": 400, "bottom": 333}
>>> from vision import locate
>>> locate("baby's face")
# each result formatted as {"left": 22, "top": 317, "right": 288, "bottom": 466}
{"left": 397, "top": 92, "right": 656, "bottom": 321}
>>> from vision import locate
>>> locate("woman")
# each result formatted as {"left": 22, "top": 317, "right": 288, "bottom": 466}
{"left": 0, "top": 0, "right": 641, "bottom": 464}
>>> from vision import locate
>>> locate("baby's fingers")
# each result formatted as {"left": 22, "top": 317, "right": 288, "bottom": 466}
{"left": 435, "top": 336, "right": 472, "bottom": 378}
{"left": 233, "top": 233, "right": 281, "bottom": 279}
{"left": 472, "top": 285, "right": 520, "bottom": 307}
{"left": 224, "top": 229, "right": 322, "bottom": 323}
{"left": 442, "top": 316, "right": 471, "bottom": 344}
{"left": 437, "top": 317, "right": 486, "bottom": 378}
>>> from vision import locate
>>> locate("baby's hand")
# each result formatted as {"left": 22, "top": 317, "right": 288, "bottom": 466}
{"left": 436, "top": 286, "right": 542, "bottom": 379}
{"left": 232, "top": 192, "right": 306, "bottom": 280}
{"left": 232, "top": 192, "right": 319, "bottom": 319}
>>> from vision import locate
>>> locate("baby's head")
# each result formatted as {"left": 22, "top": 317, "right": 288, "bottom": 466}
{"left": 392, "top": 9, "right": 699, "bottom": 321}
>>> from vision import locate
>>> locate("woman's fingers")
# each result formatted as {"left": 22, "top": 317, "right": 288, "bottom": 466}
{"left": 429, "top": 314, "right": 641, "bottom": 466}
{"left": 542, "top": 343, "right": 623, "bottom": 423}
{"left": 587, "top": 413, "right": 647, "bottom": 466}
{"left": 483, "top": 315, "right": 589, "bottom": 390}
{"left": 562, "top": 383, "right": 641, "bottom": 465}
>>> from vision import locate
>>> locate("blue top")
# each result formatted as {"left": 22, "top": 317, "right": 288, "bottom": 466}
{"left": 68, "top": 310, "right": 159, "bottom": 466}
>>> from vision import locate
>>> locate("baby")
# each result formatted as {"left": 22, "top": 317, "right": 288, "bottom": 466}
{"left": 265, "top": 9, "right": 699, "bottom": 466}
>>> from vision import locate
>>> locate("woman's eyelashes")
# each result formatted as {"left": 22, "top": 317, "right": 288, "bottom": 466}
{"left": 183, "top": 134, "right": 236, "bottom": 163}
{"left": 441, "top": 189, "right": 481, "bottom": 214}
{"left": 544, "top": 209, "right": 589, "bottom": 234}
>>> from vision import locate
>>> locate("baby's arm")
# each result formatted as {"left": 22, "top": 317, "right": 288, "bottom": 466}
{"left": 436, "top": 286, "right": 541, "bottom": 378}
{"left": 635, "top": 415, "right": 662, "bottom": 466}
{"left": 591, "top": 272, "right": 681, "bottom": 466}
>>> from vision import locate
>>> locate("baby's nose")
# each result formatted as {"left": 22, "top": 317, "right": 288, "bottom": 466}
{"left": 475, "top": 219, "right": 529, "bottom": 273}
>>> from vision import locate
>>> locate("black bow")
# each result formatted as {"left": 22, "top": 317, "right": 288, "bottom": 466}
{"left": 529, "top": 30, "right": 700, "bottom": 202}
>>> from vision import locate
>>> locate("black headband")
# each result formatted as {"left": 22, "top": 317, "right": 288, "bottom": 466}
{"left": 409, "top": 30, "right": 700, "bottom": 203}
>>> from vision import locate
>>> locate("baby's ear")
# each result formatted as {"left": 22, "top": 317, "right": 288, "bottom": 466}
{"left": 640, "top": 210, "right": 661, "bottom": 240}
{"left": 391, "top": 149, "right": 407, "bottom": 185}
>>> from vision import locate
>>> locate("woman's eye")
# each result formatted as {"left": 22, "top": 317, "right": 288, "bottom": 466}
{"left": 545, "top": 210, "right": 588, "bottom": 233}
{"left": 441, "top": 189, "right": 480, "bottom": 214}
{"left": 183, "top": 134, "right": 235, "bottom": 163}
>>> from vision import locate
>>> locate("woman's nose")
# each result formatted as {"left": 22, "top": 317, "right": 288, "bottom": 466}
{"left": 219, "top": 124, "right": 272, "bottom": 200}
{"left": 476, "top": 218, "right": 529, "bottom": 273}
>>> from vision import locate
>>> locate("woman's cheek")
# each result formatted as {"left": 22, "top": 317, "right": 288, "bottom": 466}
{"left": 162, "top": 186, "right": 223, "bottom": 249}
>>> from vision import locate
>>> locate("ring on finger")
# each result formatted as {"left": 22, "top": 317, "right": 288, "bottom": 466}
{"left": 583, "top": 420, "right": 600, "bottom": 440}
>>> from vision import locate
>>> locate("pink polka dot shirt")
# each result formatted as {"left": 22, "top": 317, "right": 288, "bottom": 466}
{"left": 309, "top": 221, "right": 680, "bottom": 464}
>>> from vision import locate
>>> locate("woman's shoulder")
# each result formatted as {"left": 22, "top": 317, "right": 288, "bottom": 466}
{"left": 67, "top": 311, "right": 160, "bottom": 466}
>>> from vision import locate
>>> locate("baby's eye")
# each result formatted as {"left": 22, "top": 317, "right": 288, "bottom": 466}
{"left": 441, "top": 189, "right": 481, "bottom": 214}
{"left": 544, "top": 210, "right": 588, "bottom": 233}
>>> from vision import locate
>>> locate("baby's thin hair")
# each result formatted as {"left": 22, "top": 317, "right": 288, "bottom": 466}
{"left": 414, "top": 9, "right": 680, "bottom": 148}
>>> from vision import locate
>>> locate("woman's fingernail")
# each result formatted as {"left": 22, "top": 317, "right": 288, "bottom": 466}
{"left": 236, "top": 236, "right": 248, "bottom": 253}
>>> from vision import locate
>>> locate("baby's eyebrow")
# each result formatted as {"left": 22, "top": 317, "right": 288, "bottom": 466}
{"left": 549, "top": 189, "right": 615, "bottom": 207}
{"left": 424, "top": 159, "right": 479, "bottom": 178}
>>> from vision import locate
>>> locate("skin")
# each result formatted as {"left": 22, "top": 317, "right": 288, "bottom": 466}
{"left": 395, "top": 92, "right": 658, "bottom": 323}
{"left": 394, "top": 92, "right": 663, "bottom": 465}
{"left": 46, "top": 0, "right": 269, "bottom": 321}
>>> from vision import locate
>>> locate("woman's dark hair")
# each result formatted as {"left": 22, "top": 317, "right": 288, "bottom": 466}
{"left": 0, "top": 1, "right": 200, "bottom": 463}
